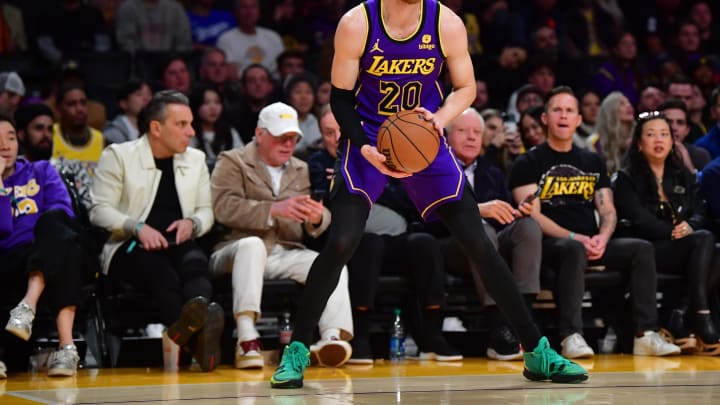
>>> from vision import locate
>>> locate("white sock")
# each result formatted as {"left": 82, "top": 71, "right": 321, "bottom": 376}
{"left": 236, "top": 315, "right": 260, "bottom": 343}
{"left": 320, "top": 328, "right": 340, "bottom": 342}
{"left": 20, "top": 300, "right": 35, "bottom": 313}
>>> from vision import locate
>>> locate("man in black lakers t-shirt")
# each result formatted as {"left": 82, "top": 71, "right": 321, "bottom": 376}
{"left": 508, "top": 86, "right": 681, "bottom": 358}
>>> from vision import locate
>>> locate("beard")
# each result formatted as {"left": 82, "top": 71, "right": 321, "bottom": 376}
{"left": 22, "top": 142, "right": 52, "bottom": 161}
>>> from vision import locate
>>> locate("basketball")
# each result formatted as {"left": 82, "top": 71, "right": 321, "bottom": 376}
{"left": 376, "top": 110, "right": 440, "bottom": 173}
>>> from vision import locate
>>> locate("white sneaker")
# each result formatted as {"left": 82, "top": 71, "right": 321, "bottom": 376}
{"left": 235, "top": 339, "right": 264, "bottom": 369}
{"left": 5, "top": 302, "right": 35, "bottom": 341}
{"left": 442, "top": 317, "right": 467, "bottom": 332}
{"left": 47, "top": 345, "right": 79, "bottom": 377}
{"left": 0, "top": 360, "right": 6, "bottom": 379}
{"left": 145, "top": 323, "right": 165, "bottom": 338}
{"left": 310, "top": 338, "right": 352, "bottom": 367}
{"left": 633, "top": 331, "right": 682, "bottom": 356}
{"left": 561, "top": 333, "right": 595, "bottom": 359}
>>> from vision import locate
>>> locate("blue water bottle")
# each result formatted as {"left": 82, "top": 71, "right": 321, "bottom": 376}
{"left": 389, "top": 308, "right": 405, "bottom": 361}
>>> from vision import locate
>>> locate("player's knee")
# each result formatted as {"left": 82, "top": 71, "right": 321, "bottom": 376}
{"left": 476, "top": 234, "right": 497, "bottom": 254}
{"left": 328, "top": 233, "right": 361, "bottom": 259}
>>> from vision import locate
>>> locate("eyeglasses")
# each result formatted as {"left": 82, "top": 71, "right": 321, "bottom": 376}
{"left": 262, "top": 129, "right": 300, "bottom": 144}
{"left": 275, "top": 134, "right": 299, "bottom": 143}
{"left": 637, "top": 111, "right": 664, "bottom": 120}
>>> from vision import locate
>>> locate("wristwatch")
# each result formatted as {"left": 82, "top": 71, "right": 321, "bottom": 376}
{"left": 189, "top": 217, "right": 200, "bottom": 237}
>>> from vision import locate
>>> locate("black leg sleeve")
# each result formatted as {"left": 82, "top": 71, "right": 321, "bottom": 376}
{"left": 435, "top": 185, "right": 541, "bottom": 350}
{"left": 292, "top": 180, "right": 370, "bottom": 346}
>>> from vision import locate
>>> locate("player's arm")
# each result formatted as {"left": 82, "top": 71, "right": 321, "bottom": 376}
{"left": 330, "top": 6, "right": 370, "bottom": 148}
{"left": 431, "top": 4, "right": 476, "bottom": 131}
{"left": 331, "top": 6, "right": 411, "bottom": 178}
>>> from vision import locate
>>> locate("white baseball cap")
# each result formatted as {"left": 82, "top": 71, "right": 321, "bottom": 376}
{"left": 0, "top": 71, "right": 25, "bottom": 96}
{"left": 257, "top": 102, "right": 303, "bottom": 139}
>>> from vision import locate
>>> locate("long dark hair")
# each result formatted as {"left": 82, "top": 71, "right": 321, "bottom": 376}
{"left": 518, "top": 105, "right": 546, "bottom": 149}
{"left": 189, "top": 83, "right": 234, "bottom": 156}
{"left": 624, "top": 114, "right": 684, "bottom": 203}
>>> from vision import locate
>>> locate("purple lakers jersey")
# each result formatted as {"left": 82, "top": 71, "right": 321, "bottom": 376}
{"left": 356, "top": 0, "right": 446, "bottom": 144}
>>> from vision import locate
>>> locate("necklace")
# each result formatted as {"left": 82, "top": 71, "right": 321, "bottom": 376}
{"left": 653, "top": 170, "right": 664, "bottom": 185}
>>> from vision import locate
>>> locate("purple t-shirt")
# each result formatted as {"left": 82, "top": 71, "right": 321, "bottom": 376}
{"left": 0, "top": 159, "right": 74, "bottom": 251}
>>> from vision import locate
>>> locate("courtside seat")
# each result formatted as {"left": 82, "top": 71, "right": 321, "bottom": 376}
{"left": 537, "top": 266, "right": 686, "bottom": 311}
{"left": 211, "top": 276, "right": 303, "bottom": 322}
{"left": 212, "top": 275, "right": 411, "bottom": 323}
{"left": 95, "top": 275, "right": 163, "bottom": 367}
{"left": 537, "top": 265, "right": 686, "bottom": 352}
{"left": 212, "top": 274, "right": 410, "bottom": 354}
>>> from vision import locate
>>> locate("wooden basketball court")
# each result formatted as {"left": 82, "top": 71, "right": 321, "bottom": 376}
{"left": 1, "top": 354, "right": 719, "bottom": 404}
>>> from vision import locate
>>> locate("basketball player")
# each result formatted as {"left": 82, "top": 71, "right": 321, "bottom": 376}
{"left": 271, "top": 0, "right": 588, "bottom": 388}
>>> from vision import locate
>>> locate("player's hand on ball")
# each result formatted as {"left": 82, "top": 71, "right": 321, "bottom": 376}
{"left": 414, "top": 107, "right": 444, "bottom": 136}
{"left": 360, "top": 144, "right": 412, "bottom": 178}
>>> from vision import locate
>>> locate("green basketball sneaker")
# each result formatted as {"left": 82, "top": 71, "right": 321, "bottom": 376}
{"left": 523, "top": 336, "right": 589, "bottom": 383}
{"left": 271, "top": 341, "right": 311, "bottom": 388}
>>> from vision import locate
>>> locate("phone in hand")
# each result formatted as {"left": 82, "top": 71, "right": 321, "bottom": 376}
{"left": 521, "top": 189, "right": 540, "bottom": 205}
{"left": 138, "top": 239, "right": 177, "bottom": 250}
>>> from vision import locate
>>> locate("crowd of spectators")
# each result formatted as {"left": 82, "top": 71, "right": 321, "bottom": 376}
{"left": 2, "top": 0, "right": 720, "bottom": 379}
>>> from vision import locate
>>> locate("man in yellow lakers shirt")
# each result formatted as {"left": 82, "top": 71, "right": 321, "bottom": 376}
{"left": 50, "top": 83, "right": 104, "bottom": 220}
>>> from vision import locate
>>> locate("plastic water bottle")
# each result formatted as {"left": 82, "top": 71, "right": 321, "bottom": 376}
{"left": 389, "top": 308, "right": 405, "bottom": 361}
{"left": 279, "top": 312, "right": 293, "bottom": 346}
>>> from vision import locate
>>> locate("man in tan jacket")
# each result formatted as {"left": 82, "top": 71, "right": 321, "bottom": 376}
{"left": 210, "top": 102, "right": 352, "bottom": 370}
